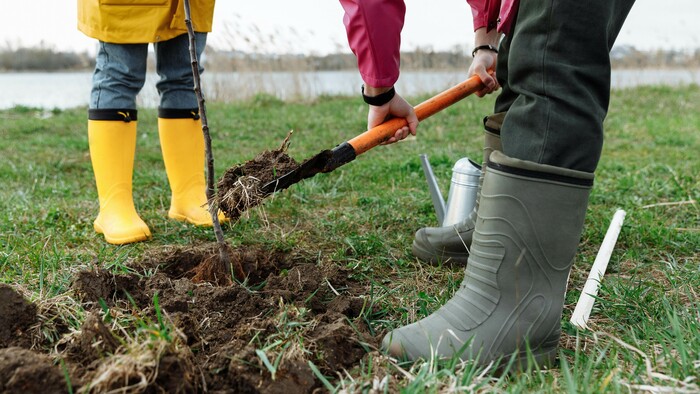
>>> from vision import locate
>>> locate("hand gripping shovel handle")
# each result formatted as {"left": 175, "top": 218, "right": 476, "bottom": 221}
{"left": 260, "top": 74, "right": 487, "bottom": 194}
{"left": 348, "top": 74, "right": 486, "bottom": 154}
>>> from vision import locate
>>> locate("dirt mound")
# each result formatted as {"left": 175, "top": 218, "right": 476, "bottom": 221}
{"left": 62, "top": 313, "right": 119, "bottom": 368}
{"left": 145, "top": 241, "right": 240, "bottom": 286}
{"left": 154, "top": 242, "right": 291, "bottom": 286}
{"left": 0, "top": 284, "right": 38, "bottom": 349}
{"left": 226, "top": 346, "right": 316, "bottom": 393}
{"left": 0, "top": 243, "right": 382, "bottom": 393}
{"left": 0, "top": 347, "right": 69, "bottom": 393}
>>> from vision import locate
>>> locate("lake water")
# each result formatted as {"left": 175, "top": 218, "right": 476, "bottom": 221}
{"left": 2, "top": 69, "right": 698, "bottom": 110}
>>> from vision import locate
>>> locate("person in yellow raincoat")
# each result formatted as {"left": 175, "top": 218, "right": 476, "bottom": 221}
{"left": 77, "top": 0, "right": 222, "bottom": 245}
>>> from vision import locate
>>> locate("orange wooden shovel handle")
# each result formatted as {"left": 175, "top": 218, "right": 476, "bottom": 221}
{"left": 347, "top": 74, "right": 486, "bottom": 155}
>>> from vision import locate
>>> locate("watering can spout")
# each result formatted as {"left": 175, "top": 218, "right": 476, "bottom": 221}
{"left": 419, "top": 154, "right": 446, "bottom": 224}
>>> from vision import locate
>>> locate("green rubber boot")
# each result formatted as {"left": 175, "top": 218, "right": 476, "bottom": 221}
{"left": 385, "top": 150, "right": 593, "bottom": 369}
{"left": 412, "top": 113, "right": 504, "bottom": 265}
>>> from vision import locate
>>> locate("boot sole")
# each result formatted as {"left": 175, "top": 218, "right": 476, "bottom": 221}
{"left": 168, "top": 211, "right": 213, "bottom": 226}
{"left": 168, "top": 210, "right": 230, "bottom": 227}
{"left": 491, "top": 345, "right": 558, "bottom": 375}
{"left": 412, "top": 240, "right": 469, "bottom": 266}
{"left": 94, "top": 222, "right": 151, "bottom": 245}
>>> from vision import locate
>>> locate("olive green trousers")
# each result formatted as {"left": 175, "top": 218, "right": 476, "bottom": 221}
{"left": 495, "top": 0, "right": 635, "bottom": 172}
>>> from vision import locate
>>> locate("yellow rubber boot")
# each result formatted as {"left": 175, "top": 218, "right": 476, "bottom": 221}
{"left": 158, "top": 117, "right": 227, "bottom": 226}
{"left": 88, "top": 119, "right": 151, "bottom": 244}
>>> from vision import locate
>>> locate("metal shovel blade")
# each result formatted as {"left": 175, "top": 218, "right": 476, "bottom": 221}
{"left": 259, "top": 142, "right": 357, "bottom": 195}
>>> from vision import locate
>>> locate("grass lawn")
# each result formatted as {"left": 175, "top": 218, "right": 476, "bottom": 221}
{"left": 0, "top": 83, "right": 698, "bottom": 392}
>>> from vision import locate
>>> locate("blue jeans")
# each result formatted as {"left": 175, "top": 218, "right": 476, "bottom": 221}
{"left": 90, "top": 33, "right": 207, "bottom": 111}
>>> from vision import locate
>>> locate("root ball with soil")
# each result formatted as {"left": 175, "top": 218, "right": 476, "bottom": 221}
{"left": 216, "top": 131, "right": 299, "bottom": 220}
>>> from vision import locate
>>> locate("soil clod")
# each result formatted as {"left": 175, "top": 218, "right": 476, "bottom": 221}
{"left": 0, "top": 284, "right": 38, "bottom": 349}
{"left": 0, "top": 347, "right": 70, "bottom": 393}
{"left": 63, "top": 313, "right": 120, "bottom": 368}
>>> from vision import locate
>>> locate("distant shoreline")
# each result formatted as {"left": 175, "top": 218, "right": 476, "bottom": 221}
{"left": 2, "top": 65, "right": 700, "bottom": 74}
{"left": 3, "top": 68, "right": 699, "bottom": 110}
{"left": 2, "top": 45, "right": 699, "bottom": 73}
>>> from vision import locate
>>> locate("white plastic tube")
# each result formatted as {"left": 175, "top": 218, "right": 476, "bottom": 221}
{"left": 570, "top": 209, "right": 626, "bottom": 330}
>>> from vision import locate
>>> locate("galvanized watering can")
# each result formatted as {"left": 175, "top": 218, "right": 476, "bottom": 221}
{"left": 419, "top": 154, "right": 481, "bottom": 227}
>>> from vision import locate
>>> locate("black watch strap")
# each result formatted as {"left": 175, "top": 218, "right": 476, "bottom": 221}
{"left": 362, "top": 85, "right": 396, "bottom": 106}
{"left": 471, "top": 44, "right": 499, "bottom": 57}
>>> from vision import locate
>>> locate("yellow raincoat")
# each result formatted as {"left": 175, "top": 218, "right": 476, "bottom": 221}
{"left": 78, "top": 0, "right": 215, "bottom": 44}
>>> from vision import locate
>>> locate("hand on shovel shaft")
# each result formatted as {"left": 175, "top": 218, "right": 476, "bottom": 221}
{"left": 259, "top": 75, "right": 487, "bottom": 194}
{"left": 349, "top": 74, "right": 486, "bottom": 155}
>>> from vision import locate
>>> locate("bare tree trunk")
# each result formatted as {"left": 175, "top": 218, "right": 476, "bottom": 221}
{"left": 182, "top": 0, "right": 243, "bottom": 281}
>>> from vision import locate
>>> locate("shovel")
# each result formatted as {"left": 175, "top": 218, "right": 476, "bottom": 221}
{"left": 259, "top": 74, "right": 486, "bottom": 195}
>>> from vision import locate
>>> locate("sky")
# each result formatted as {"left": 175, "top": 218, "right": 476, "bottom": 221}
{"left": 2, "top": 1, "right": 699, "bottom": 55}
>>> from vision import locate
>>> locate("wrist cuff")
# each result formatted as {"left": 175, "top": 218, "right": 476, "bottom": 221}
{"left": 361, "top": 85, "right": 396, "bottom": 106}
